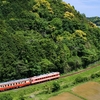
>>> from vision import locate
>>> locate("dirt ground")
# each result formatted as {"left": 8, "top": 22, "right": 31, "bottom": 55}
{"left": 72, "top": 82, "right": 100, "bottom": 100}
{"left": 48, "top": 92, "right": 82, "bottom": 100}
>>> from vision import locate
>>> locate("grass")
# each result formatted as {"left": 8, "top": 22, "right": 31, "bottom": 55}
{"left": 0, "top": 62, "right": 100, "bottom": 100}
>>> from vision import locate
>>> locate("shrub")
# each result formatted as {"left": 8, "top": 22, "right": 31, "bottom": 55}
{"left": 44, "top": 81, "right": 60, "bottom": 94}
{"left": 0, "top": 93, "right": 12, "bottom": 100}
{"left": 74, "top": 76, "right": 88, "bottom": 83}
{"left": 74, "top": 76, "right": 83, "bottom": 83}
{"left": 82, "top": 76, "right": 88, "bottom": 81}
{"left": 96, "top": 71, "right": 100, "bottom": 77}
{"left": 52, "top": 81, "right": 60, "bottom": 92}
{"left": 91, "top": 73, "right": 97, "bottom": 79}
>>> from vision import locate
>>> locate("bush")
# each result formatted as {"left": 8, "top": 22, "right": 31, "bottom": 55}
{"left": 74, "top": 76, "right": 88, "bottom": 83}
{"left": 91, "top": 71, "right": 100, "bottom": 79}
{"left": 75, "top": 76, "right": 83, "bottom": 83}
{"left": 18, "top": 95, "right": 25, "bottom": 100}
{"left": 96, "top": 71, "right": 100, "bottom": 77}
{"left": 82, "top": 76, "right": 88, "bottom": 81}
{"left": 91, "top": 73, "right": 97, "bottom": 79}
{"left": 52, "top": 81, "right": 60, "bottom": 92}
{"left": 44, "top": 81, "right": 60, "bottom": 94}
{"left": 0, "top": 93, "right": 12, "bottom": 100}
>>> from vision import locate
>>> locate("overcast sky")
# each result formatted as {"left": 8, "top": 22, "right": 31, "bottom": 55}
{"left": 63, "top": 0, "right": 100, "bottom": 17}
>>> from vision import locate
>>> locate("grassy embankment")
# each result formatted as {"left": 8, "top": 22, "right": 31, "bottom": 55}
{"left": 0, "top": 62, "right": 100, "bottom": 100}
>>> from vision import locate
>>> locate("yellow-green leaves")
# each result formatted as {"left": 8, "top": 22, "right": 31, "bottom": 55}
{"left": 32, "top": 0, "right": 53, "bottom": 14}
{"left": 73, "top": 30, "right": 87, "bottom": 40}
{"left": 64, "top": 11, "right": 74, "bottom": 19}
{"left": 88, "top": 21, "right": 97, "bottom": 28}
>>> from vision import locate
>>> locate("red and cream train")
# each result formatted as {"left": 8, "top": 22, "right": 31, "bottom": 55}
{"left": 0, "top": 72, "right": 60, "bottom": 91}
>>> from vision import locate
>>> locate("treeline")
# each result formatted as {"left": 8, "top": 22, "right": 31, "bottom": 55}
{"left": 87, "top": 16, "right": 100, "bottom": 26}
{"left": 0, "top": 0, "right": 100, "bottom": 82}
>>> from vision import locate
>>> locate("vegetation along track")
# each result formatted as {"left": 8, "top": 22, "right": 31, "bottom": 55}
{"left": 60, "top": 63, "right": 100, "bottom": 79}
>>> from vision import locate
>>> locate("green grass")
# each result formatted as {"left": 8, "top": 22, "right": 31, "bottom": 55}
{"left": 0, "top": 62, "right": 100, "bottom": 100}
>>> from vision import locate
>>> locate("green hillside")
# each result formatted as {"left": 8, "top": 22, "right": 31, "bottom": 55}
{"left": 87, "top": 16, "right": 100, "bottom": 26}
{"left": 0, "top": 0, "right": 100, "bottom": 82}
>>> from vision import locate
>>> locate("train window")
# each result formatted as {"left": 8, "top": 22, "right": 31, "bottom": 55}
{"left": 0, "top": 85, "right": 3, "bottom": 88}
{"left": 21, "top": 82, "right": 23, "bottom": 84}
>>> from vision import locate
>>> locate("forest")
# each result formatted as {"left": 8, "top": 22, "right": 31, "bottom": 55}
{"left": 0, "top": 0, "right": 100, "bottom": 82}
{"left": 87, "top": 16, "right": 100, "bottom": 26}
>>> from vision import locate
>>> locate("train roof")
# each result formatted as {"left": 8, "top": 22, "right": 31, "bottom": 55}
{"left": 31, "top": 72, "right": 59, "bottom": 79}
{"left": 0, "top": 72, "right": 60, "bottom": 85}
{"left": 0, "top": 78, "right": 29, "bottom": 85}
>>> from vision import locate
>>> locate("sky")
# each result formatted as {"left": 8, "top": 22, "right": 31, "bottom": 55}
{"left": 63, "top": 0, "right": 100, "bottom": 17}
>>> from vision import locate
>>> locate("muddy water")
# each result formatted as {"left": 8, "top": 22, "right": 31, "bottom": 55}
{"left": 48, "top": 92, "right": 82, "bottom": 100}
{"left": 72, "top": 82, "right": 100, "bottom": 100}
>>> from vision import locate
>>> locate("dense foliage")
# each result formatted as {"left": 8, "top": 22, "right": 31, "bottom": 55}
{"left": 0, "top": 93, "right": 12, "bottom": 100}
{"left": 0, "top": 0, "right": 100, "bottom": 82}
{"left": 87, "top": 16, "right": 100, "bottom": 26}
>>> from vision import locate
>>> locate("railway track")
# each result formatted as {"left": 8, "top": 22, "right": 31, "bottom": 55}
{"left": 0, "top": 63, "right": 100, "bottom": 92}
{"left": 60, "top": 63, "right": 100, "bottom": 78}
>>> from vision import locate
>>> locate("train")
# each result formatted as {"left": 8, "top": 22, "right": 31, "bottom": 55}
{"left": 0, "top": 72, "right": 60, "bottom": 91}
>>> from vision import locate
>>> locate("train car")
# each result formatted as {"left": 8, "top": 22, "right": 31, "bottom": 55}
{"left": 30, "top": 72, "right": 60, "bottom": 84}
{"left": 0, "top": 72, "right": 60, "bottom": 92}
{"left": 0, "top": 78, "right": 31, "bottom": 91}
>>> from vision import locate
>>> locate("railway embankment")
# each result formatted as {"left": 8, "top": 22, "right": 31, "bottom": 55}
{"left": 0, "top": 62, "right": 100, "bottom": 100}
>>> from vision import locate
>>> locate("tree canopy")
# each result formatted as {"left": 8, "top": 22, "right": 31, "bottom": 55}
{"left": 0, "top": 0, "right": 100, "bottom": 82}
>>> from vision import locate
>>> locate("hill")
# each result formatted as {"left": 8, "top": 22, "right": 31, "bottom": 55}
{"left": 87, "top": 16, "right": 100, "bottom": 26}
{"left": 0, "top": 0, "right": 100, "bottom": 82}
